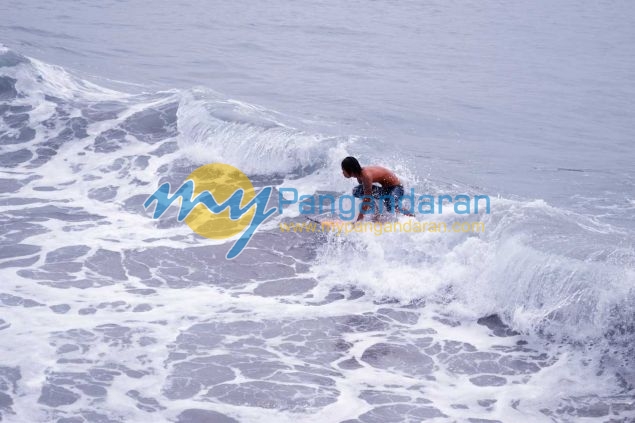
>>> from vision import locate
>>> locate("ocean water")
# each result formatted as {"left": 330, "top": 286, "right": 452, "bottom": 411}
{"left": 1, "top": 1, "right": 634, "bottom": 422}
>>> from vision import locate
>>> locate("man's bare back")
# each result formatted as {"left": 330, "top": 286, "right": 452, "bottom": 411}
{"left": 355, "top": 166, "right": 401, "bottom": 188}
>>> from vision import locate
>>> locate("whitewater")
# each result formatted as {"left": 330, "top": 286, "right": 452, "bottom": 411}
{"left": 1, "top": 1, "right": 634, "bottom": 422}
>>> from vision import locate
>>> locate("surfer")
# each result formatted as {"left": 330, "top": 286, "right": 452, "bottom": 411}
{"left": 341, "top": 156, "right": 412, "bottom": 222}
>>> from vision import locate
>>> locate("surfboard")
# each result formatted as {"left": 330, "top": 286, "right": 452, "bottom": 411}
{"left": 305, "top": 214, "right": 346, "bottom": 226}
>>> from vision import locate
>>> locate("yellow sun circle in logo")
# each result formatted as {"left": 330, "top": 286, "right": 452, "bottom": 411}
{"left": 184, "top": 163, "right": 255, "bottom": 239}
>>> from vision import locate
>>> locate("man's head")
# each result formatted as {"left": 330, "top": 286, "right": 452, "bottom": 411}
{"left": 341, "top": 156, "right": 362, "bottom": 178}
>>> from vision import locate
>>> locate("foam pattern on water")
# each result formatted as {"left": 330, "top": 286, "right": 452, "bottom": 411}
{"left": 1, "top": 47, "right": 634, "bottom": 422}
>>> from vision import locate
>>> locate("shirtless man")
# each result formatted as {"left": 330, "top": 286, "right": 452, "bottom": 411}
{"left": 341, "top": 156, "right": 409, "bottom": 222}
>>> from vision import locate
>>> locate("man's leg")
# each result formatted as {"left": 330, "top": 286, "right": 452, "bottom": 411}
{"left": 392, "top": 185, "right": 414, "bottom": 216}
{"left": 353, "top": 185, "right": 384, "bottom": 199}
{"left": 380, "top": 186, "right": 401, "bottom": 214}
{"left": 352, "top": 185, "right": 382, "bottom": 219}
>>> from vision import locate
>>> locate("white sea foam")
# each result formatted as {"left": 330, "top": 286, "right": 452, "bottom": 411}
{"left": 1, "top": 46, "right": 633, "bottom": 422}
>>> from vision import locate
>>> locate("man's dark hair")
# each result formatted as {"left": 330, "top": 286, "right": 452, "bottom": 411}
{"left": 342, "top": 156, "right": 362, "bottom": 176}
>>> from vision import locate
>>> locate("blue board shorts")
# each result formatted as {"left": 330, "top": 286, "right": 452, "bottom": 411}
{"left": 352, "top": 184, "right": 404, "bottom": 213}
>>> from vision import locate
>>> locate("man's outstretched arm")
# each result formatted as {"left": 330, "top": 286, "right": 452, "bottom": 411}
{"left": 357, "top": 173, "right": 375, "bottom": 221}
